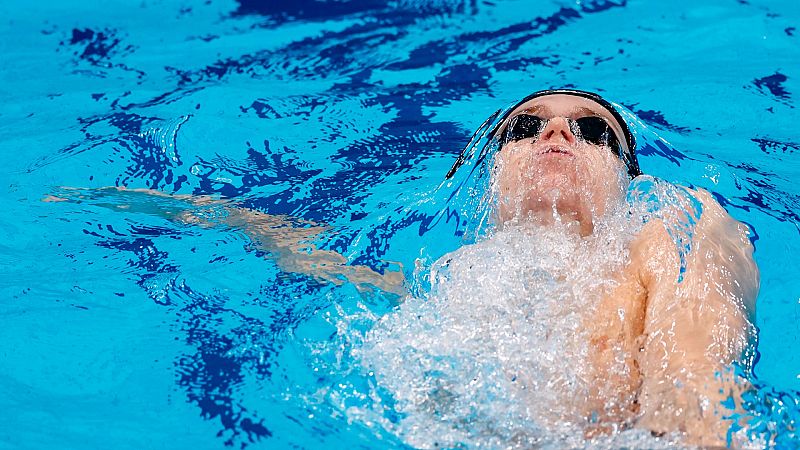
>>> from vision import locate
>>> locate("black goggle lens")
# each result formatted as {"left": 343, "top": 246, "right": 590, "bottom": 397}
{"left": 574, "top": 116, "right": 621, "bottom": 156}
{"left": 502, "top": 114, "right": 544, "bottom": 145}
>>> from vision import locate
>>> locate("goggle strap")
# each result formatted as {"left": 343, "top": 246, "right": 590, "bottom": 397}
{"left": 445, "top": 109, "right": 501, "bottom": 180}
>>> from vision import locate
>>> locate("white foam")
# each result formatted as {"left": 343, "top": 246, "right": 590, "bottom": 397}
{"left": 325, "top": 168, "right": 759, "bottom": 448}
{"left": 343, "top": 211, "right": 674, "bottom": 448}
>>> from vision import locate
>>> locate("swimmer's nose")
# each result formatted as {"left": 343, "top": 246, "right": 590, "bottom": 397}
{"left": 537, "top": 117, "right": 577, "bottom": 145}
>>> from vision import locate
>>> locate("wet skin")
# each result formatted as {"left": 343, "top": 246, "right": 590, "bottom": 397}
{"left": 492, "top": 94, "right": 758, "bottom": 446}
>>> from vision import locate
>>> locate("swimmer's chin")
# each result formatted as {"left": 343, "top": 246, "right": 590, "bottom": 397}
{"left": 522, "top": 170, "right": 581, "bottom": 194}
{"left": 523, "top": 150, "right": 580, "bottom": 180}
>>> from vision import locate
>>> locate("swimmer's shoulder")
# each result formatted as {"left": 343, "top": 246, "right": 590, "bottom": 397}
{"left": 628, "top": 186, "right": 732, "bottom": 287}
{"left": 628, "top": 186, "right": 757, "bottom": 301}
{"left": 628, "top": 218, "right": 680, "bottom": 291}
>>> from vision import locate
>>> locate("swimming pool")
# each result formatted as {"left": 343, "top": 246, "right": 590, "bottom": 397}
{"left": 2, "top": 0, "right": 800, "bottom": 448}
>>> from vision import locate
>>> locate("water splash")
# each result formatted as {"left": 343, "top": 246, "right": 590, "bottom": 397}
{"left": 314, "top": 170, "right": 771, "bottom": 448}
{"left": 332, "top": 209, "right": 673, "bottom": 448}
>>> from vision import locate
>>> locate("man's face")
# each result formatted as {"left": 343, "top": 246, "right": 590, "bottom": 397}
{"left": 492, "top": 95, "right": 630, "bottom": 234}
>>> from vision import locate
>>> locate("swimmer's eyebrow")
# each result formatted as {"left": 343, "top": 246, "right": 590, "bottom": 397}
{"left": 522, "top": 104, "right": 552, "bottom": 115}
{"left": 571, "top": 106, "right": 602, "bottom": 118}
{"left": 521, "top": 105, "right": 600, "bottom": 118}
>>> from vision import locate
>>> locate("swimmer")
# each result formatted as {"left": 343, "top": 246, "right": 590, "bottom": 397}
{"left": 48, "top": 89, "right": 758, "bottom": 447}
{"left": 448, "top": 89, "right": 758, "bottom": 446}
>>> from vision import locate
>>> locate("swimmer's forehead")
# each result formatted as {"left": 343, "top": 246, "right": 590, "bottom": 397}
{"left": 498, "top": 94, "right": 629, "bottom": 149}
{"left": 509, "top": 95, "right": 611, "bottom": 118}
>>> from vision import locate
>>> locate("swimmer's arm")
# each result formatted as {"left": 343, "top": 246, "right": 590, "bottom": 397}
{"left": 633, "top": 188, "right": 758, "bottom": 445}
{"left": 46, "top": 187, "right": 406, "bottom": 296}
{"left": 224, "top": 206, "right": 406, "bottom": 296}
{"left": 582, "top": 273, "right": 647, "bottom": 435}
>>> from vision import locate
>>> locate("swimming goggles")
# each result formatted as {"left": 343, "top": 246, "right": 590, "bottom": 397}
{"left": 445, "top": 89, "right": 642, "bottom": 179}
{"left": 501, "top": 113, "right": 621, "bottom": 155}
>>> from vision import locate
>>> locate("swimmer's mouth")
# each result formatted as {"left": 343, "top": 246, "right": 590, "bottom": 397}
{"left": 537, "top": 146, "right": 573, "bottom": 156}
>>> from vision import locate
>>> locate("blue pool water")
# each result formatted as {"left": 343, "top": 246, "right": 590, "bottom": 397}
{"left": 2, "top": 0, "right": 800, "bottom": 448}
